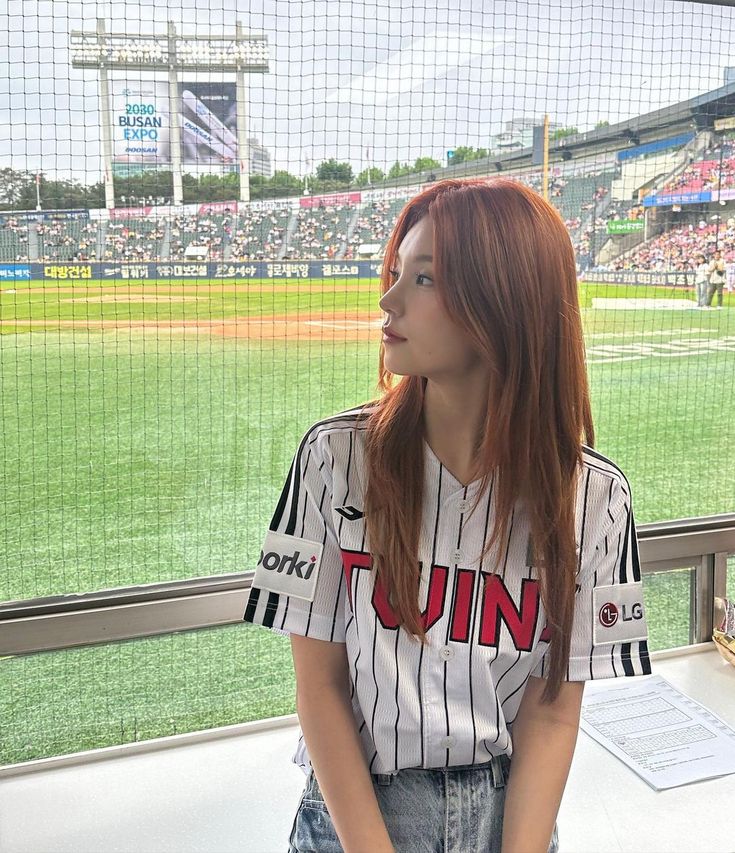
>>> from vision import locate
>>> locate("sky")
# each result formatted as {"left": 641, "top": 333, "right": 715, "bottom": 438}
{"left": 1, "top": 0, "right": 734, "bottom": 182}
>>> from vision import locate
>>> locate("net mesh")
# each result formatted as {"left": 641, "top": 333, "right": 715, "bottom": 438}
{"left": 1, "top": 0, "right": 734, "bottom": 765}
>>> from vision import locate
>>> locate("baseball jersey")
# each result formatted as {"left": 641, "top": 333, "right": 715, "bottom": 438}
{"left": 243, "top": 404, "right": 651, "bottom": 776}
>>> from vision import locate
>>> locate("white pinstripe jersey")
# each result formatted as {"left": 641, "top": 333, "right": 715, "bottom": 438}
{"left": 244, "top": 405, "right": 652, "bottom": 776}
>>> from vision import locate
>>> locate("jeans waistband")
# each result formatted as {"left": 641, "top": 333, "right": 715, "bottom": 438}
{"left": 372, "top": 753, "right": 509, "bottom": 788}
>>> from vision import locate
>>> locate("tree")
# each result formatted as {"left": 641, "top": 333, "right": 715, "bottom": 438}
{"left": 355, "top": 166, "right": 385, "bottom": 186}
{"left": 315, "top": 159, "right": 353, "bottom": 184}
{"left": 266, "top": 169, "right": 305, "bottom": 197}
{"left": 115, "top": 170, "right": 174, "bottom": 205}
{"left": 595, "top": 120, "right": 610, "bottom": 129}
{"left": 0, "top": 168, "right": 36, "bottom": 208}
{"left": 387, "top": 161, "right": 412, "bottom": 179}
{"left": 551, "top": 126, "right": 579, "bottom": 141}
{"left": 412, "top": 156, "right": 441, "bottom": 173}
{"left": 445, "top": 146, "right": 488, "bottom": 165}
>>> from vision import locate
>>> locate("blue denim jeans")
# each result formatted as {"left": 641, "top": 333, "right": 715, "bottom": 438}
{"left": 287, "top": 754, "right": 560, "bottom": 853}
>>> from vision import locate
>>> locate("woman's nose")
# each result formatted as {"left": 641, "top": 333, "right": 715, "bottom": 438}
{"left": 379, "top": 284, "right": 401, "bottom": 315}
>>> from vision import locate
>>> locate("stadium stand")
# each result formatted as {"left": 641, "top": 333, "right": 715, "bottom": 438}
{"left": 102, "top": 218, "right": 167, "bottom": 262}
{"left": 168, "top": 214, "right": 232, "bottom": 261}
{"left": 282, "top": 203, "right": 356, "bottom": 260}
{"left": 610, "top": 219, "right": 735, "bottom": 271}
{"left": 37, "top": 220, "right": 98, "bottom": 262}
{"left": 1, "top": 164, "right": 635, "bottom": 267}
{"left": 229, "top": 207, "right": 291, "bottom": 261}
{"left": 0, "top": 216, "right": 30, "bottom": 262}
{"left": 659, "top": 142, "right": 735, "bottom": 194}
{"left": 345, "top": 198, "right": 408, "bottom": 257}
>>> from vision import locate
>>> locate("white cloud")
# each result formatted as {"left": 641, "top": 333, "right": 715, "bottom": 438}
{"left": 331, "top": 29, "right": 515, "bottom": 106}
{"left": 0, "top": 0, "right": 733, "bottom": 180}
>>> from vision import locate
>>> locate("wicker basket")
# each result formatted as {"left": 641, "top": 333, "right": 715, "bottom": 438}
{"left": 713, "top": 631, "right": 735, "bottom": 667}
{"left": 713, "top": 597, "right": 735, "bottom": 667}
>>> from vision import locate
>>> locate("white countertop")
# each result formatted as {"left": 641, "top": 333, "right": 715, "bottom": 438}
{"left": 558, "top": 646, "right": 735, "bottom": 853}
{"left": 0, "top": 646, "right": 733, "bottom": 853}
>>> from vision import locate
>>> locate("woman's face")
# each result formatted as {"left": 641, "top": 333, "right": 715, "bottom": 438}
{"left": 378, "top": 216, "right": 483, "bottom": 381}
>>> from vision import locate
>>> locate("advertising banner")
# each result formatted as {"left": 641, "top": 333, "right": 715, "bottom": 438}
{"left": 20, "top": 261, "right": 383, "bottom": 281}
{"left": 9, "top": 263, "right": 694, "bottom": 285}
{"left": 198, "top": 201, "right": 239, "bottom": 215}
{"left": 300, "top": 192, "right": 362, "bottom": 208}
{"left": 0, "top": 209, "right": 89, "bottom": 224}
{"left": 580, "top": 270, "right": 691, "bottom": 287}
{"left": 643, "top": 190, "right": 712, "bottom": 207}
{"left": 606, "top": 219, "right": 645, "bottom": 234}
{"left": 0, "top": 264, "right": 31, "bottom": 280}
{"left": 111, "top": 79, "right": 170, "bottom": 168}
{"left": 616, "top": 131, "right": 695, "bottom": 162}
{"left": 109, "top": 207, "right": 153, "bottom": 220}
{"left": 110, "top": 79, "right": 238, "bottom": 168}
{"left": 180, "top": 82, "right": 238, "bottom": 166}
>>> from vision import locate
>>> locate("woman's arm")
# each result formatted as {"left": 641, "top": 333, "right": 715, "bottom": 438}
{"left": 501, "top": 676, "right": 585, "bottom": 853}
{"left": 292, "top": 634, "right": 395, "bottom": 853}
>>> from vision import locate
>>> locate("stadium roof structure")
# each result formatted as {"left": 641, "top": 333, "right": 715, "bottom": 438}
{"left": 70, "top": 26, "right": 269, "bottom": 72}
{"left": 376, "top": 79, "right": 735, "bottom": 190}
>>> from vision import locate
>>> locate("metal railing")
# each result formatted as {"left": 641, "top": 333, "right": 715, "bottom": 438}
{"left": 1, "top": 514, "right": 733, "bottom": 657}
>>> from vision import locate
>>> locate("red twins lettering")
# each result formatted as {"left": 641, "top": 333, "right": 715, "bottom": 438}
{"left": 340, "top": 550, "right": 548, "bottom": 651}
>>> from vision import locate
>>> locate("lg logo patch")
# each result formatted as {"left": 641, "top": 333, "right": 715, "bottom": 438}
{"left": 599, "top": 601, "right": 643, "bottom": 628}
{"left": 599, "top": 602, "right": 619, "bottom": 627}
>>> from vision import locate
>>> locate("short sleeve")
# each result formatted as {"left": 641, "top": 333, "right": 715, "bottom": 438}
{"left": 532, "top": 478, "right": 652, "bottom": 681}
{"left": 243, "top": 426, "right": 347, "bottom": 643}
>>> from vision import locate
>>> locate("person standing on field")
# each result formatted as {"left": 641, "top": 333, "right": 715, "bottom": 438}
{"left": 244, "top": 178, "right": 651, "bottom": 853}
{"left": 694, "top": 254, "right": 710, "bottom": 308}
{"left": 726, "top": 255, "right": 735, "bottom": 293}
{"left": 707, "top": 250, "right": 726, "bottom": 309}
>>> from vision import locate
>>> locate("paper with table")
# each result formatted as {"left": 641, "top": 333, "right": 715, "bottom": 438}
{"left": 579, "top": 674, "right": 735, "bottom": 790}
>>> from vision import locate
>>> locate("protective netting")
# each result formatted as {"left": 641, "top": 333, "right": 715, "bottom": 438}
{"left": 1, "top": 0, "right": 734, "bottom": 765}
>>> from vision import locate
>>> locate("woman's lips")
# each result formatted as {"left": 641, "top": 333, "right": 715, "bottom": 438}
{"left": 383, "top": 331, "right": 407, "bottom": 342}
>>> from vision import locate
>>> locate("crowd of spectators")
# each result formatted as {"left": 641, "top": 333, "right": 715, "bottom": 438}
{"left": 282, "top": 204, "right": 354, "bottom": 260}
{"left": 102, "top": 220, "right": 166, "bottom": 262}
{"left": 169, "top": 214, "right": 230, "bottom": 261}
{"left": 659, "top": 143, "right": 735, "bottom": 195}
{"left": 229, "top": 209, "right": 290, "bottom": 261}
{"left": 12, "top": 160, "right": 729, "bottom": 272}
{"left": 37, "top": 221, "right": 98, "bottom": 262}
{"left": 521, "top": 172, "right": 568, "bottom": 199}
{"left": 345, "top": 199, "right": 399, "bottom": 256}
{"left": 610, "top": 219, "right": 735, "bottom": 271}
{"left": 0, "top": 217, "right": 30, "bottom": 262}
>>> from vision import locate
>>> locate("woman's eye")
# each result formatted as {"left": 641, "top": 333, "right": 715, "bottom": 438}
{"left": 388, "top": 269, "right": 432, "bottom": 285}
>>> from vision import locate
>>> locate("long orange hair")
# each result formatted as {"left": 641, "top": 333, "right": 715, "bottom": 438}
{"left": 358, "top": 177, "right": 594, "bottom": 703}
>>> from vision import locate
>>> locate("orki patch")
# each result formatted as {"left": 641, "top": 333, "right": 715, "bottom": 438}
{"left": 252, "top": 530, "right": 324, "bottom": 602}
{"left": 593, "top": 582, "right": 647, "bottom": 646}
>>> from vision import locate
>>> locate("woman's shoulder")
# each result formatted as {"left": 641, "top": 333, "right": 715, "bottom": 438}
{"left": 579, "top": 444, "right": 632, "bottom": 506}
{"left": 298, "top": 402, "right": 377, "bottom": 451}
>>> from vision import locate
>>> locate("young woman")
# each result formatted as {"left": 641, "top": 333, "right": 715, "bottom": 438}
{"left": 244, "top": 178, "right": 652, "bottom": 853}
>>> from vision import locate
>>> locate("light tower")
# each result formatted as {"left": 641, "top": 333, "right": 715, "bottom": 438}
{"left": 70, "top": 19, "right": 269, "bottom": 208}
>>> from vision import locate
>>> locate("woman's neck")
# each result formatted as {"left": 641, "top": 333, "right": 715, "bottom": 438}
{"left": 422, "top": 375, "right": 490, "bottom": 485}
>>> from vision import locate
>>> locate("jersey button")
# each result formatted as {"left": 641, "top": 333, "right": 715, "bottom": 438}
{"left": 441, "top": 735, "right": 455, "bottom": 748}
{"left": 440, "top": 645, "right": 454, "bottom": 660}
{"left": 452, "top": 550, "right": 462, "bottom": 562}
{"left": 458, "top": 500, "right": 469, "bottom": 513}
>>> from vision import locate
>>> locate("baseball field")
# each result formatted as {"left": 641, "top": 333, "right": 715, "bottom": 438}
{"left": 1, "top": 276, "right": 733, "bottom": 764}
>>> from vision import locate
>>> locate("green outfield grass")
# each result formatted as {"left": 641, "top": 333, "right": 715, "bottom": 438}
{"left": 0, "top": 277, "right": 729, "bottom": 331}
{"left": 1, "top": 277, "right": 733, "bottom": 765}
